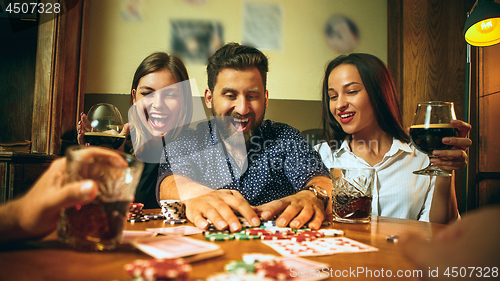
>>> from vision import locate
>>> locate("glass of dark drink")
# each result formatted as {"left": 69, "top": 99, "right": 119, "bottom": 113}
{"left": 409, "top": 101, "right": 458, "bottom": 177}
{"left": 331, "top": 167, "right": 375, "bottom": 223}
{"left": 84, "top": 103, "right": 126, "bottom": 149}
{"left": 57, "top": 146, "right": 144, "bottom": 251}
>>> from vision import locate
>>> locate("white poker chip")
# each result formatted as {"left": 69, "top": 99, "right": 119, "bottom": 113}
{"left": 242, "top": 253, "right": 279, "bottom": 264}
{"left": 207, "top": 273, "right": 273, "bottom": 281}
{"left": 160, "top": 200, "right": 186, "bottom": 220}
{"left": 265, "top": 226, "right": 292, "bottom": 233}
{"left": 318, "top": 229, "right": 344, "bottom": 236}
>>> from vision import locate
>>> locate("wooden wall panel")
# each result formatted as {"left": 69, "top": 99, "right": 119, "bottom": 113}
{"left": 388, "top": 0, "right": 476, "bottom": 213}
{"left": 482, "top": 44, "right": 500, "bottom": 96}
{"left": 476, "top": 38, "right": 500, "bottom": 208}
{"left": 32, "top": 0, "right": 87, "bottom": 155}
{"left": 400, "top": 0, "right": 468, "bottom": 128}
{"left": 479, "top": 92, "right": 500, "bottom": 172}
{"left": 50, "top": 0, "right": 86, "bottom": 155}
{"left": 32, "top": 11, "right": 57, "bottom": 153}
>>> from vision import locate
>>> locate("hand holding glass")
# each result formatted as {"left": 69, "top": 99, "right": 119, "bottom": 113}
{"left": 409, "top": 101, "right": 458, "bottom": 177}
{"left": 57, "top": 146, "right": 144, "bottom": 251}
{"left": 84, "top": 103, "right": 126, "bottom": 149}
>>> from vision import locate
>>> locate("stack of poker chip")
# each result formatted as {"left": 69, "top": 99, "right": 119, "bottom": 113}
{"left": 128, "top": 203, "right": 145, "bottom": 221}
{"left": 160, "top": 200, "right": 186, "bottom": 224}
{"left": 124, "top": 258, "right": 191, "bottom": 281}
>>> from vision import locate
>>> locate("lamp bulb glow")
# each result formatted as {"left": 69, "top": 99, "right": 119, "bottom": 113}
{"left": 475, "top": 18, "right": 498, "bottom": 34}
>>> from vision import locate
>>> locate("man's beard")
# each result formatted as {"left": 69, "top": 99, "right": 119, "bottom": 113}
{"left": 211, "top": 104, "right": 265, "bottom": 146}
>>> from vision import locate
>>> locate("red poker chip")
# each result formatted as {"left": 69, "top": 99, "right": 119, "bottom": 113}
{"left": 124, "top": 258, "right": 191, "bottom": 280}
{"left": 255, "top": 260, "right": 291, "bottom": 280}
{"left": 296, "top": 230, "right": 325, "bottom": 238}
{"left": 291, "top": 236, "right": 317, "bottom": 242}
{"left": 245, "top": 228, "right": 272, "bottom": 236}
{"left": 260, "top": 233, "right": 292, "bottom": 240}
{"left": 130, "top": 203, "right": 144, "bottom": 209}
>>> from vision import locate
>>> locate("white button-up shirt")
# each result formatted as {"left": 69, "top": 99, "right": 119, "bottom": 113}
{"left": 315, "top": 138, "right": 435, "bottom": 222}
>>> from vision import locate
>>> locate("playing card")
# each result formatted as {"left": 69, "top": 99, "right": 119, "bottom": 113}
{"left": 131, "top": 236, "right": 223, "bottom": 260}
{"left": 145, "top": 226, "right": 203, "bottom": 236}
{"left": 120, "top": 230, "right": 158, "bottom": 243}
{"left": 262, "top": 237, "right": 378, "bottom": 257}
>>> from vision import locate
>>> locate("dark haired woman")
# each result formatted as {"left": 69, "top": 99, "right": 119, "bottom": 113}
{"left": 78, "top": 52, "right": 193, "bottom": 208}
{"left": 316, "top": 53, "right": 471, "bottom": 223}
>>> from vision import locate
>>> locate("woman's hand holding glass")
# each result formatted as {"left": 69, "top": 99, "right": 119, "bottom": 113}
{"left": 430, "top": 119, "right": 471, "bottom": 171}
{"left": 409, "top": 102, "right": 471, "bottom": 176}
{"left": 77, "top": 104, "right": 130, "bottom": 151}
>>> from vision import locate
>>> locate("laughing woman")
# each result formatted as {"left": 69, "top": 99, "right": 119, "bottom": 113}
{"left": 78, "top": 52, "right": 193, "bottom": 208}
{"left": 315, "top": 53, "right": 471, "bottom": 223}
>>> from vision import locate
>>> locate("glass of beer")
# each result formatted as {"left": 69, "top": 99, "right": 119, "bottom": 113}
{"left": 409, "top": 101, "right": 458, "bottom": 177}
{"left": 84, "top": 103, "right": 126, "bottom": 149}
{"left": 57, "top": 146, "right": 144, "bottom": 251}
{"left": 331, "top": 167, "right": 375, "bottom": 223}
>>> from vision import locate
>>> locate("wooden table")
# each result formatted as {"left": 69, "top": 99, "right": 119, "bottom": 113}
{"left": 0, "top": 212, "right": 445, "bottom": 281}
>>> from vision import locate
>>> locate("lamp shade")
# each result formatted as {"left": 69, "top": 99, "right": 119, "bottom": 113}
{"left": 464, "top": 0, "right": 500, "bottom": 46}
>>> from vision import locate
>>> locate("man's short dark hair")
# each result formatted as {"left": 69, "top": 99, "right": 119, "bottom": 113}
{"left": 207, "top": 42, "right": 269, "bottom": 92}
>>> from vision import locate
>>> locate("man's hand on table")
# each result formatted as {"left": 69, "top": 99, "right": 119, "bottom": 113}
{"left": 184, "top": 189, "right": 261, "bottom": 232}
{"left": 254, "top": 190, "right": 326, "bottom": 230}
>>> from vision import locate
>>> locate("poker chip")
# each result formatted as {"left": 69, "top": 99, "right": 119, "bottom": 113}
{"left": 318, "top": 229, "right": 344, "bottom": 236}
{"left": 128, "top": 217, "right": 149, "bottom": 223}
{"left": 160, "top": 200, "right": 186, "bottom": 220}
{"left": 265, "top": 226, "right": 292, "bottom": 234}
{"left": 204, "top": 229, "right": 231, "bottom": 236}
{"left": 202, "top": 226, "right": 221, "bottom": 236}
{"left": 225, "top": 261, "right": 256, "bottom": 274}
{"left": 292, "top": 227, "right": 311, "bottom": 233}
{"left": 205, "top": 233, "right": 235, "bottom": 241}
{"left": 164, "top": 219, "right": 187, "bottom": 225}
{"left": 245, "top": 228, "right": 272, "bottom": 236}
{"left": 124, "top": 258, "right": 191, "bottom": 280}
{"left": 296, "top": 230, "right": 325, "bottom": 238}
{"left": 290, "top": 235, "right": 317, "bottom": 242}
{"left": 260, "top": 233, "right": 292, "bottom": 240}
{"left": 207, "top": 273, "right": 273, "bottom": 281}
{"left": 128, "top": 203, "right": 146, "bottom": 221}
{"left": 255, "top": 260, "right": 291, "bottom": 280}
{"left": 130, "top": 203, "right": 144, "bottom": 209}
{"left": 262, "top": 220, "right": 276, "bottom": 227}
{"left": 143, "top": 213, "right": 165, "bottom": 220}
{"left": 242, "top": 253, "right": 279, "bottom": 264}
{"left": 234, "top": 232, "right": 260, "bottom": 240}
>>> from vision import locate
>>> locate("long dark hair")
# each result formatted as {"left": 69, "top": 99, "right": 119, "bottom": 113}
{"left": 321, "top": 53, "right": 409, "bottom": 149}
{"left": 129, "top": 52, "right": 193, "bottom": 142}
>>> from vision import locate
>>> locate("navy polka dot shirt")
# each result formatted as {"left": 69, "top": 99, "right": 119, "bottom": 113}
{"left": 158, "top": 120, "right": 330, "bottom": 206}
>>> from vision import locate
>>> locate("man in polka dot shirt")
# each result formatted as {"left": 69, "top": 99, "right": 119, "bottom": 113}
{"left": 159, "top": 43, "right": 331, "bottom": 232}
